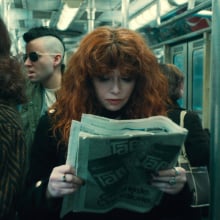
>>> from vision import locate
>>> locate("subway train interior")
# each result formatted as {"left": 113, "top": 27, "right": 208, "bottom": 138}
{"left": 1, "top": 0, "right": 220, "bottom": 219}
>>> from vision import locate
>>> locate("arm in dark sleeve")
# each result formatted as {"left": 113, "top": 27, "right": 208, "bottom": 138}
{"left": 184, "top": 111, "right": 210, "bottom": 167}
{"left": 18, "top": 113, "right": 63, "bottom": 220}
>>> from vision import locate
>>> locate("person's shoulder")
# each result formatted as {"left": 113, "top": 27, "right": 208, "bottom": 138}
{"left": 0, "top": 103, "right": 19, "bottom": 116}
{"left": 183, "top": 110, "right": 204, "bottom": 131}
{"left": 167, "top": 107, "right": 200, "bottom": 124}
{"left": 0, "top": 104, "right": 22, "bottom": 128}
{"left": 168, "top": 107, "right": 198, "bottom": 117}
{"left": 184, "top": 110, "right": 200, "bottom": 120}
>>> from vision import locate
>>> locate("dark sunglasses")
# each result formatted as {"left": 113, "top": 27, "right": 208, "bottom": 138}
{"left": 23, "top": 52, "right": 41, "bottom": 62}
{"left": 23, "top": 51, "right": 59, "bottom": 62}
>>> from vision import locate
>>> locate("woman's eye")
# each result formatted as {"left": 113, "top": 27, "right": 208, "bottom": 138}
{"left": 97, "top": 76, "right": 110, "bottom": 82}
{"left": 121, "top": 77, "right": 134, "bottom": 82}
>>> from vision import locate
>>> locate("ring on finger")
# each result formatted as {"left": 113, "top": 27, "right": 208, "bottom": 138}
{"left": 168, "top": 176, "right": 176, "bottom": 185}
{"left": 62, "top": 174, "right": 67, "bottom": 182}
{"left": 173, "top": 167, "right": 179, "bottom": 176}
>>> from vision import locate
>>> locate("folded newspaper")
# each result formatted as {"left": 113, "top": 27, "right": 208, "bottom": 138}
{"left": 61, "top": 114, "right": 188, "bottom": 217}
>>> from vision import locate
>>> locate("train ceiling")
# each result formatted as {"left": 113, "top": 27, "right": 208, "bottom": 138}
{"left": 0, "top": 0, "right": 212, "bottom": 53}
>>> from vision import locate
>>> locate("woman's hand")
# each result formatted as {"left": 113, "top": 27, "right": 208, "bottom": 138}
{"left": 46, "top": 164, "right": 84, "bottom": 198}
{"left": 151, "top": 167, "right": 186, "bottom": 195}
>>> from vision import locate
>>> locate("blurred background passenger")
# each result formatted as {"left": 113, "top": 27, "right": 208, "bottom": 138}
{"left": 0, "top": 17, "right": 27, "bottom": 220}
{"left": 159, "top": 63, "right": 209, "bottom": 166}
{"left": 159, "top": 63, "right": 210, "bottom": 219}
{"left": 19, "top": 26, "right": 65, "bottom": 171}
{"left": 159, "top": 63, "right": 184, "bottom": 108}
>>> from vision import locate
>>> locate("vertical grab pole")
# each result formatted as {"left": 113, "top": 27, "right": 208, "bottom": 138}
{"left": 121, "top": 0, "right": 130, "bottom": 28}
{"left": 210, "top": 0, "right": 220, "bottom": 219}
{"left": 87, "top": 0, "right": 96, "bottom": 33}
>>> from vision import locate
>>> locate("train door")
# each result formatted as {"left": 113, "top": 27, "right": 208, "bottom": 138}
{"left": 170, "top": 39, "right": 207, "bottom": 123}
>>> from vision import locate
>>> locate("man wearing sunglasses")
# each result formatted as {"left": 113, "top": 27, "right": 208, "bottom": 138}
{"left": 19, "top": 26, "right": 65, "bottom": 171}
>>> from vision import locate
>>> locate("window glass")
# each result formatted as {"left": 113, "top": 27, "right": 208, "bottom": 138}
{"left": 192, "top": 48, "right": 203, "bottom": 112}
{"left": 173, "top": 54, "right": 185, "bottom": 107}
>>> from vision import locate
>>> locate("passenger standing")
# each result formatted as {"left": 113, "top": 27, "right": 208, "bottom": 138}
{"left": 19, "top": 26, "right": 65, "bottom": 169}
{"left": 0, "top": 17, "right": 27, "bottom": 220}
{"left": 159, "top": 63, "right": 210, "bottom": 219}
{"left": 159, "top": 63, "right": 210, "bottom": 166}
{"left": 19, "top": 26, "right": 200, "bottom": 220}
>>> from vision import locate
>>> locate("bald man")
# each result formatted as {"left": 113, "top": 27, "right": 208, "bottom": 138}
{"left": 20, "top": 27, "right": 65, "bottom": 170}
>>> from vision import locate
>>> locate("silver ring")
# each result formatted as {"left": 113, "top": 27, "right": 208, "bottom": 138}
{"left": 169, "top": 176, "right": 176, "bottom": 185}
{"left": 173, "top": 167, "right": 179, "bottom": 176}
{"left": 62, "top": 174, "right": 67, "bottom": 182}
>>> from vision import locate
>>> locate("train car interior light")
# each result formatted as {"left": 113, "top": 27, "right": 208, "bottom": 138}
{"left": 129, "top": 0, "right": 176, "bottom": 30}
{"left": 57, "top": 4, "right": 79, "bottom": 31}
{"left": 129, "top": 4, "right": 157, "bottom": 30}
{"left": 169, "top": 0, "right": 188, "bottom": 5}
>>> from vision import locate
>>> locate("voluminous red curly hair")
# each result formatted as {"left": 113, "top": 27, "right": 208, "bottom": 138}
{"left": 50, "top": 26, "right": 169, "bottom": 145}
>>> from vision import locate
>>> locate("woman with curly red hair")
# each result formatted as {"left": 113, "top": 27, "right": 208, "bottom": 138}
{"left": 19, "top": 27, "right": 198, "bottom": 220}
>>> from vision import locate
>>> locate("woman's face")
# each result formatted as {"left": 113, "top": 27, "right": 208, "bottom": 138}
{"left": 92, "top": 69, "right": 136, "bottom": 112}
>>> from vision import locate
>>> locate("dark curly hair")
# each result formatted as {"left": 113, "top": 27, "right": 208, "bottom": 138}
{"left": 0, "top": 17, "right": 11, "bottom": 56}
{"left": 0, "top": 56, "right": 27, "bottom": 105}
{"left": 0, "top": 17, "right": 26, "bottom": 105}
{"left": 159, "top": 63, "right": 184, "bottom": 102}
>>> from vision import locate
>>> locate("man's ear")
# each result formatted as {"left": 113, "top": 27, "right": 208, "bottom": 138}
{"left": 53, "top": 54, "right": 62, "bottom": 66}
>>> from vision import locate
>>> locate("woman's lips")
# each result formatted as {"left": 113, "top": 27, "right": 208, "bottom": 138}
{"left": 106, "top": 99, "right": 122, "bottom": 105}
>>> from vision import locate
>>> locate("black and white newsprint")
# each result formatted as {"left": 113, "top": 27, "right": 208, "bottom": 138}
{"left": 60, "top": 114, "right": 188, "bottom": 217}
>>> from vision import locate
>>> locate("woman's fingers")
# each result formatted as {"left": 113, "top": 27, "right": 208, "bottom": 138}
{"left": 151, "top": 167, "right": 187, "bottom": 195}
{"left": 47, "top": 164, "right": 84, "bottom": 198}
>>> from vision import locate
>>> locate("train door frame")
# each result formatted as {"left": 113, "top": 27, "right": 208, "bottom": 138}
{"left": 170, "top": 43, "right": 188, "bottom": 109}
{"left": 210, "top": 0, "right": 220, "bottom": 219}
{"left": 203, "top": 32, "right": 211, "bottom": 129}
{"left": 157, "top": 32, "right": 211, "bottom": 129}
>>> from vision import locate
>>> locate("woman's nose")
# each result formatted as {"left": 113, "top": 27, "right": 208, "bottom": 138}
{"left": 111, "top": 80, "right": 120, "bottom": 94}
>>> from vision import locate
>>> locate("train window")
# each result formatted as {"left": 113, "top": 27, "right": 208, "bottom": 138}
{"left": 171, "top": 39, "right": 204, "bottom": 119}
{"left": 173, "top": 54, "right": 185, "bottom": 108}
{"left": 188, "top": 39, "right": 204, "bottom": 117}
{"left": 171, "top": 43, "right": 187, "bottom": 109}
{"left": 192, "top": 48, "right": 203, "bottom": 112}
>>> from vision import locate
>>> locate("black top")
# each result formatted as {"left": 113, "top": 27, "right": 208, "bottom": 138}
{"left": 18, "top": 109, "right": 209, "bottom": 220}
{"left": 167, "top": 107, "right": 210, "bottom": 167}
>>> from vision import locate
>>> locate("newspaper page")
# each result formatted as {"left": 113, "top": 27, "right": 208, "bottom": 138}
{"left": 61, "top": 115, "right": 188, "bottom": 217}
